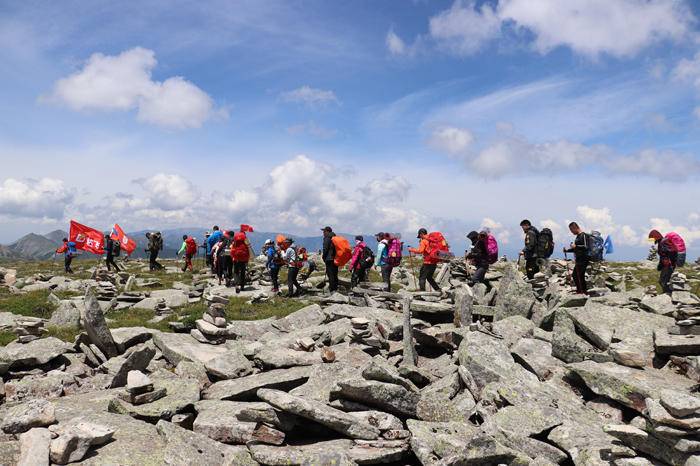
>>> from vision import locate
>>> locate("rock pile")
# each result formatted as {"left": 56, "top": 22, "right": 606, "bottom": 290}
{"left": 13, "top": 318, "right": 46, "bottom": 343}
{"left": 192, "top": 302, "right": 233, "bottom": 344}
{"left": 118, "top": 370, "right": 166, "bottom": 405}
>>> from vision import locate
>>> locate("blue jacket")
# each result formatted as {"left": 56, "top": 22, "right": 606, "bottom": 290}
{"left": 375, "top": 240, "right": 389, "bottom": 266}
{"left": 207, "top": 230, "right": 222, "bottom": 254}
{"left": 266, "top": 245, "right": 281, "bottom": 270}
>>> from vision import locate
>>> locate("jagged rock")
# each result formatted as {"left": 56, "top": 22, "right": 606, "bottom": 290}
{"left": 4, "top": 370, "right": 77, "bottom": 402}
{"left": 258, "top": 388, "right": 381, "bottom": 439}
{"left": 332, "top": 379, "right": 421, "bottom": 417}
{"left": 0, "top": 337, "right": 73, "bottom": 375}
{"left": 153, "top": 331, "right": 229, "bottom": 366}
{"left": 510, "top": 337, "right": 564, "bottom": 381}
{"left": 49, "top": 301, "right": 81, "bottom": 328}
{"left": 133, "top": 290, "right": 189, "bottom": 310}
{"left": 645, "top": 398, "right": 700, "bottom": 430}
{"left": 654, "top": 329, "right": 700, "bottom": 356}
{"left": 551, "top": 309, "right": 606, "bottom": 363}
{"left": 110, "top": 327, "right": 154, "bottom": 353}
{"left": 361, "top": 358, "right": 419, "bottom": 393}
{"left": 82, "top": 288, "right": 118, "bottom": 358}
{"left": 156, "top": 420, "right": 257, "bottom": 465}
{"left": 103, "top": 343, "right": 156, "bottom": 388}
{"left": 204, "top": 349, "right": 254, "bottom": 379}
{"left": 175, "top": 360, "right": 210, "bottom": 389}
{"left": 586, "top": 397, "right": 625, "bottom": 423}
{"left": 254, "top": 347, "right": 322, "bottom": 369}
{"left": 659, "top": 389, "right": 700, "bottom": 417}
{"left": 49, "top": 419, "right": 115, "bottom": 464}
{"left": 17, "top": 427, "right": 50, "bottom": 466}
{"left": 492, "top": 315, "right": 535, "bottom": 348}
{"left": 204, "top": 366, "right": 312, "bottom": 400}
{"left": 271, "top": 304, "right": 325, "bottom": 332}
{"left": 127, "top": 370, "right": 153, "bottom": 394}
{"left": 639, "top": 293, "right": 675, "bottom": 315}
{"left": 1, "top": 399, "right": 56, "bottom": 434}
{"left": 248, "top": 438, "right": 408, "bottom": 465}
{"left": 604, "top": 424, "right": 693, "bottom": 466}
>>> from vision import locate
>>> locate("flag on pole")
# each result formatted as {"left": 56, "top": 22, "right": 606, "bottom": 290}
{"left": 69, "top": 220, "right": 105, "bottom": 255}
{"left": 604, "top": 235, "right": 614, "bottom": 255}
{"left": 240, "top": 224, "right": 254, "bottom": 233}
{"left": 110, "top": 224, "right": 137, "bottom": 255}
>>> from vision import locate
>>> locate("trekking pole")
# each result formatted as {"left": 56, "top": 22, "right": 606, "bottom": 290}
{"left": 408, "top": 252, "right": 419, "bottom": 289}
{"left": 564, "top": 251, "right": 573, "bottom": 287}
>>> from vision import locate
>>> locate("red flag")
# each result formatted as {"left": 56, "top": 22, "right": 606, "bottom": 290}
{"left": 110, "top": 224, "right": 137, "bottom": 255}
{"left": 69, "top": 220, "right": 104, "bottom": 255}
{"left": 240, "top": 224, "right": 254, "bottom": 233}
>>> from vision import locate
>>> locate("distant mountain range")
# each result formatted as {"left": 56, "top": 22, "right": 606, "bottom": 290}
{"left": 0, "top": 228, "right": 383, "bottom": 261}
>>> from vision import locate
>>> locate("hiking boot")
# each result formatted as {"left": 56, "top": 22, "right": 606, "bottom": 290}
{"left": 236, "top": 287, "right": 241, "bottom": 294}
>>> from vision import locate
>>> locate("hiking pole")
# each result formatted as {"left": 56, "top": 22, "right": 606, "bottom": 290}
{"left": 408, "top": 251, "right": 419, "bottom": 289}
{"left": 564, "top": 251, "right": 573, "bottom": 287}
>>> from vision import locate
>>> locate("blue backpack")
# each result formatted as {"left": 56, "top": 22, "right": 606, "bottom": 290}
{"left": 587, "top": 231, "right": 604, "bottom": 262}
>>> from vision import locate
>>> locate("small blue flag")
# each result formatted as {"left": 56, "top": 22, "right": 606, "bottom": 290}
{"left": 604, "top": 235, "right": 614, "bottom": 255}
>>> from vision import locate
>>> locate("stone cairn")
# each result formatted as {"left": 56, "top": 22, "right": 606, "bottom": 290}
{"left": 669, "top": 272, "right": 700, "bottom": 336}
{"left": 191, "top": 300, "right": 233, "bottom": 345}
{"left": 350, "top": 317, "right": 388, "bottom": 350}
{"left": 13, "top": 318, "right": 46, "bottom": 343}
{"left": 118, "top": 370, "right": 166, "bottom": 405}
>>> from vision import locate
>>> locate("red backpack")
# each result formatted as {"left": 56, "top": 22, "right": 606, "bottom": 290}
{"left": 230, "top": 232, "right": 250, "bottom": 262}
{"left": 185, "top": 237, "right": 197, "bottom": 255}
{"left": 426, "top": 232, "right": 451, "bottom": 262}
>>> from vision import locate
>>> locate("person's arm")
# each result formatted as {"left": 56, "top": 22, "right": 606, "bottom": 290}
{"left": 56, "top": 244, "right": 67, "bottom": 254}
{"left": 178, "top": 241, "right": 186, "bottom": 255}
{"left": 408, "top": 239, "right": 427, "bottom": 255}
{"left": 375, "top": 242, "right": 385, "bottom": 266}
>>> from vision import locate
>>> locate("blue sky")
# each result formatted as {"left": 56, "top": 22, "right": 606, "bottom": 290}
{"left": 2, "top": 0, "right": 700, "bottom": 259}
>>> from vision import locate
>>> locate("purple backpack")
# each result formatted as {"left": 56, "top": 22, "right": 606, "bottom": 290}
{"left": 386, "top": 238, "right": 403, "bottom": 266}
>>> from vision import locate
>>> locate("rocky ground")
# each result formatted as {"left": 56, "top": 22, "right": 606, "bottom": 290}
{"left": 0, "top": 254, "right": 698, "bottom": 465}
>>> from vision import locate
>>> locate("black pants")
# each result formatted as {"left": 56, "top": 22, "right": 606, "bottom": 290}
{"left": 660, "top": 265, "right": 675, "bottom": 294}
{"left": 325, "top": 261, "right": 339, "bottom": 292}
{"left": 270, "top": 267, "right": 280, "bottom": 291}
{"left": 351, "top": 266, "right": 368, "bottom": 288}
{"left": 233, "top": 261, "right": 247, "bottom": 290}
{"left": 381, "top": 264, "right": 393, "bottom": 292}
{"left": 525, "top": 257, "right": 538, "bottom": 280}
{"left": 470, "top": 265, "right": 488, "bottom": 285}
{"left": 106, "top": 254, "right": 121, "bottom": 271}
{"left": 64, "top": 256, "right": 73, "bottom": 273}
{"left": 419, "top": 263, "right": 439, "bottom": 291}
{"left": 288, "top": 267, "right": 301, "bottom": 296}
{"left": 573, "top": 260, "right": 589, "bottom": 294}
{"left": 149, "top": 250, "right": 162, "bottom": 271}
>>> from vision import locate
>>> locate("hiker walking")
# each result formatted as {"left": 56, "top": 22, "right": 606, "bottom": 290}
{"left": 207, "top": 226, "right": 223, "bottom": 273}
{"left": 322, "top": 226, "right": 339, "bottom": 292}
{"left": 281, "top": 238, "right": 303, "bottom": 297}
{"left": 104, "top": 233, "right": 122, "bottom": 272}
{"left": 519, "top": 220, "right": 539, "bottom": 279}
{"left": 201, "top": 232, "right": 211, "bottom": 268}
{"left": 230, "top": 230, "right": 251, "bottom": 294}
{"left": 408, "top": 228, "right": 441, "bottom": 292}
{"left": 648, "top": 230, "right": 678, "bottom": 294}
{"left": 349, "top": 235, "right": 373, "bottom": 288}
{"left": 375, "top": 233, "right": 391, "bottom": 292}
{"left": 563, "top": 222, "right": 589, "bottom": 295}
{"left": 264, "top": 239, "right": 282, "bottom": 293}
{"left": 177, "top": 235, "right": 197, "bottom": 272}
{"left": 218, "top": 231, "right": 234, "bottom": 287}
{"left": 466, "top": 231, "right": 490, "bottom": 286}
{"left": 55, "top": 238, "right": 76, "bottom": 274}
{"left": 145, "top": 232, "right": 164, "bottom": 271}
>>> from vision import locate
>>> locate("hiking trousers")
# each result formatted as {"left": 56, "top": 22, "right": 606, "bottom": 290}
{"left": 351, "top": 266, "right": 368, "bottom": 288}
{"left": 381, "top": 264, "right": 393, "bottom": 292}
{"left": 64, "top": 256, "right": 73, "bottom": 273}
{"left": 525, "top": 258, "right": 538, "bottom": 280}
{"left": 419, "top": 263, "right": 439, "bottom": 291}
{"left": 106, "top": 254, "right": 121, "bottom": 272}
{"left": 325, "top": 261, "right": 339, "bottom": 292}
{"left": 573, "top": 260, "right": 589, "bottom": 294}
{"left": 149, "top": 250, "right": 162, "bottom": 270}
{"left": 660, "top": 265, "right": 675, "bottom": 294}
{"left": 233, "top": 261, "right": 247, "bottom": 290}
{"left": 470, "top": 265, "right": 488, "bottom": 286}
{"left": 183, "top": 253, "right": 194, "bottom": 272}
{"left": 269, "top": 267, "right": 280, "bottom": 291}
{"left": 288, "top": 267, "right": 301, "bottom": 296}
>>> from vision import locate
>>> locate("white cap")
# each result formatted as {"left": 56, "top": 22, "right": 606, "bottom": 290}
{"left": 264, "top": 238, "right": 273, "bottom": 244}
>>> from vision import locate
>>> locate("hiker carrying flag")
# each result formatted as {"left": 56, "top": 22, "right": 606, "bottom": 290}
{"left": 55, "top": 238, "right": 77, "bottom": 274}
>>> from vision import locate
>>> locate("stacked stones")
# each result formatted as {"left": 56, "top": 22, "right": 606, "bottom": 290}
{"left": 191, "top": 302, "right": 232, "bottom": 345}
{"left": 13, "top": 318, "right": 46, "bottom": 343}
{"left": 529, "top": 272, "right": 548, "bottom": 298}
{"left": 350, "top": 317, "right": 387, "bottom": 350}
{"left": 648, "top": 245, "right": 659, "bottom": 261}
{"left": 153, "top": 299, "right": 173, "bottom": 318}
{"left": 670, "top": 272, "right": 690, "bottom": 292}
{"left": 118, "top": 370, "right": 166, "bottom": 405}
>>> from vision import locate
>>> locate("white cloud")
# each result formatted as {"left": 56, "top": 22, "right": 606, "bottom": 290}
{"left": 574, "top": 205, "right": 641, "bottom": 246}
{"left": 673, "top": 52, "right": 700, "bottom": 89}
{"left": 362, "top": 176, "right": 411, "bottom": 201}
{"left": 0, "top": 178, "right": 74, "bottom": 220}
{"left": 429, "top": 0, "right": 501, "bottom": 56}
{"left": 603, "top": 148, "right": 700, "bottom": 181}
{"left": 286, "top": 121, "right": 337, "bottom": 139}
{"left": 386, "top": 29, "right": 407, "bottom": 56}
{"left": 280, "top": 86, "right": 339, "bottom": 106}
{"left": 479, "top": 217, "right": 511, "bottom": 244}
{"left": 133, "top": 173, "right": 197, "bottom": 211}
{"left": 647, "top": 217, "right": 700, "bottom": 248}
{"left": 47, "top": 47, "right": 223, "bottom": 129}
{"left": 428, "top": 126, "right": 474, "bottom": 156}
{"left": 540, "top": 219, "right": 562, "bottom": 236}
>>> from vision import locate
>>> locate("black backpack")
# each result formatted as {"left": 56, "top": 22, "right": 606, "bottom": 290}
{"left": 112, "top": 240, "right": 121, "bottom": 257}
{"left": 537, "top": 228, "right": 554, "bottom": 259}
{"left": 361, "top": 246, "right": 375, "bottom": 266}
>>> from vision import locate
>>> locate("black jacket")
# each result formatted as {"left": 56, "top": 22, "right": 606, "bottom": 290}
{"left": 565, "top": 232, "right": 589, "bottom": 262}
{"left": 658, "top": 238, "right": 678, "bottom": 268}
{"left": 523, "top": 227, "right": 538, "bottom": 260}
{"left": 322, "top": 232, "right": 336, "bottom": 263}
{"left": 467, "top": 238, "right": 489, "bottom": 268}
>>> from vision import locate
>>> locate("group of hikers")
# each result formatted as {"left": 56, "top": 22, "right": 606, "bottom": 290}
{"left": 54, "top": 220, "right": 689, "bottom": 297}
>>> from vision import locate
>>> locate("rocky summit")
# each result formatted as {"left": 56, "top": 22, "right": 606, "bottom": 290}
{"left": 0, "top": 255, "right": 699, "bottom": 466}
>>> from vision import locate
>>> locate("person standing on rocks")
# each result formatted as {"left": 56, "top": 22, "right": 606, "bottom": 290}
{"left": 322, "top": 226, "right": 339, "bottom": 293}
{"left": 349, "top": 235, "right": 373, "bottom": 288}
{"left": 519, "top": 219, "right": 539, "bottom": 280}
{"left": 648, "top": 229, "right": 679, "bottom": 294}
{"left": 207, "top": 226, "right": 223, "bottom": 273}
{"left": 375, "top": 232, "right": 393, "bottom": 292}
{"left": 103, "top": 233, "right": 123, "bottom": 272}
{"left": 230, "top": 230, "right": 251, "bottom": 294}
{"left": 466, "top": 231, "right": 489, "bottom": 286}
{"left": 282, "top": 238, "right": 302, "bottom": 297}
{"left": 177, "top": 234, "right": 197, "bottom": 272}
{"left": 145, "top": 232, "right": 164, "bottom": 271}
{"left": 219, "top": 231, "right": 234, "bottom": 287}
{"left": 55, "top": 237, "right": 76, "bottom": 274}
{"left": 201, "top": 231, "right": 211, "bottom": 268}
{"left": 563, "top": 222, "right": 589, "bottom": 295}
{"left": 408, "top": 228, "right": 441, "bottom": 292}
{"left": 264, "top": 239, "right": 282, "bottom": 293}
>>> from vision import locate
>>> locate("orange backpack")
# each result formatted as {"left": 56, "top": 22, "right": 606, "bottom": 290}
{"left": 426, "top": 232, "right": 451, "bottom": 262}
{"left": 331, "top": 236, "right": 352, "bottom": 267}
{"left": 185, "top": 237, "right": 197, "bottom": 255}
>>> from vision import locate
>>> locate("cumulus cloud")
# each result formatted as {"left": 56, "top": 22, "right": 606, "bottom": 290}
{"left": 47, "top": 47, "right": 224, "bottom": 129}
{"left": 0, "top": 178, "right": 74, "bottom": 220}
{"left": 574, "top": 205, "right": 641, "bottom": 246}
{"left": 647, "top": 217, "right": 700, "bottom": 248}
{"left": 386, "top": 29, "right": 407, "bottom": 56}
{"left": 480, "top": 217, "right": 510, "bottom": 244}
{"left": 280, "top": 86, "right": 339, "bottom": 106}
{"left": 428, "top": 126, "right": 474, "bottom": 156}
{"left": 362, "top": 176, "right": 411, "bottom": 201}
{"left": 133, "top": 173, "right": 198, "bottom": 211}
{"left": 429, "top": 0, "right": 501, "bottom": 56}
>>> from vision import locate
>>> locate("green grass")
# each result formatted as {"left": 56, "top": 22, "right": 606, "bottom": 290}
{"left": 0, "top": 290, "right": 55, "bottom": 319}
{"left": 225, "top": 297, "right": 309, "bottom": 320}
{"left": 45, "top": 326, "right": 81, "bottom": 343}
{"left": 0, "top": 331, "right": 16, "bottom": 346}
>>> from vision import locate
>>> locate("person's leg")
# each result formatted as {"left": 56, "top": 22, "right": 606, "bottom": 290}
{"left": 290, "top": 267, "right": 301, "bottom": 296}
{"left": 678, "top": 252, "right": 686, "bottom": 268}
{"left": 426, "top": 263, "right": 440, "bottom": 291}
{"left": 471, "top": 266, "right": 487, "bottom": 285}
{"left": 381, "top": 265, "right": 392, "bottom": 292}
{"left": 525, "top": 258, "right": 537, "bottom": 280}
{"left": 270, "top": 268, "right": 279, "bottom": 292}
{"left": 572, "top": 263, "right": 582, "bottom": 293}
{"left": 287, "top": 267, "right": 296, "bottom": 297}
{"left": 580, "top": 260, "right": 589, "bottom": 294}
{"left": 187, "top": 253, "right": 193, "bottom": 272}
{"left": 350, "top": 269, "right": 359, "bottom": 289}
{"left": 64, "top": 256, "right": 70, "bottom": 273}
{"left": 327, "top": 262, "right": 338, "bottom": 292}
{"left": 418, "top": 264, "right": 427, "bottom": 291}
{"left": 239, "top": 262, "right": 247, "bottom": 290}
{"left": 358, "top": 266, "right": 367, "bottom": 284}
{"left": 660, "top": 265, "right": 674, "bottom": 294}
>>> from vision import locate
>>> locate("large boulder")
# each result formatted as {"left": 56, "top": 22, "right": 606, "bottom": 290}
{"left": 82, "top": 288, "right": 118, "bottom": 358}
{"left": 153, "top": 332, "right": 229, "bottom": 366}
{"left": 108, "top": 376, "right": 200, "bottom": 422}
{"left": 0, "top": 337, "right": 73, "bottom": 375}
{"left": 204, "top": 366, "right": 312, "bottom": 401}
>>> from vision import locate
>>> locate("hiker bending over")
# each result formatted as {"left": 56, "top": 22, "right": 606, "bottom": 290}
{"left": 408, "top": 228, "right": 440, "bottom": 292}
{"left": 563, "top": 222, "right": 589, "bottom": 295}
{"left": 466, "top": 231, "right": 489, "bottom": 286}
{"left": 649, "top": 229, "right": 678, "bottom": 294}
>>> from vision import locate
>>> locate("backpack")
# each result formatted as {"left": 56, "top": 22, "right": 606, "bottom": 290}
{"left": 485, "top": 233, "right": 499, "bottom": 265}
{"left": 332, "top": 236, "right": 352, "bottom": 267}
{"left": 153, "top": 234, "right": 163, "bottom": 251}
{"left": 231, "top": 232, "right": 250, "bottom": 262}
{"left": 111, "top": 240, "right": 121, "bottom": 257}
{"left": 587, "top": 231, "right": 604, "bottom": 262}
{"left": 290, "top": 247, "right": 305, "bottom": 268}
{"left": 537, "top": 228, "right": 554, "bottom": 259}
{"left": 386, "top": 238, "right": 403, "bottom": 266}
{"left": 426, "top": 232, "right": 452, "bottom": 262}
{"left": 665, "top": 232, "right": 686, "bottom": 253}
{"left": 361, "top": 246, "right": 375, "bottom": 266}
{"left": 185, "top": 237, "right": 197, "bottom": 255}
